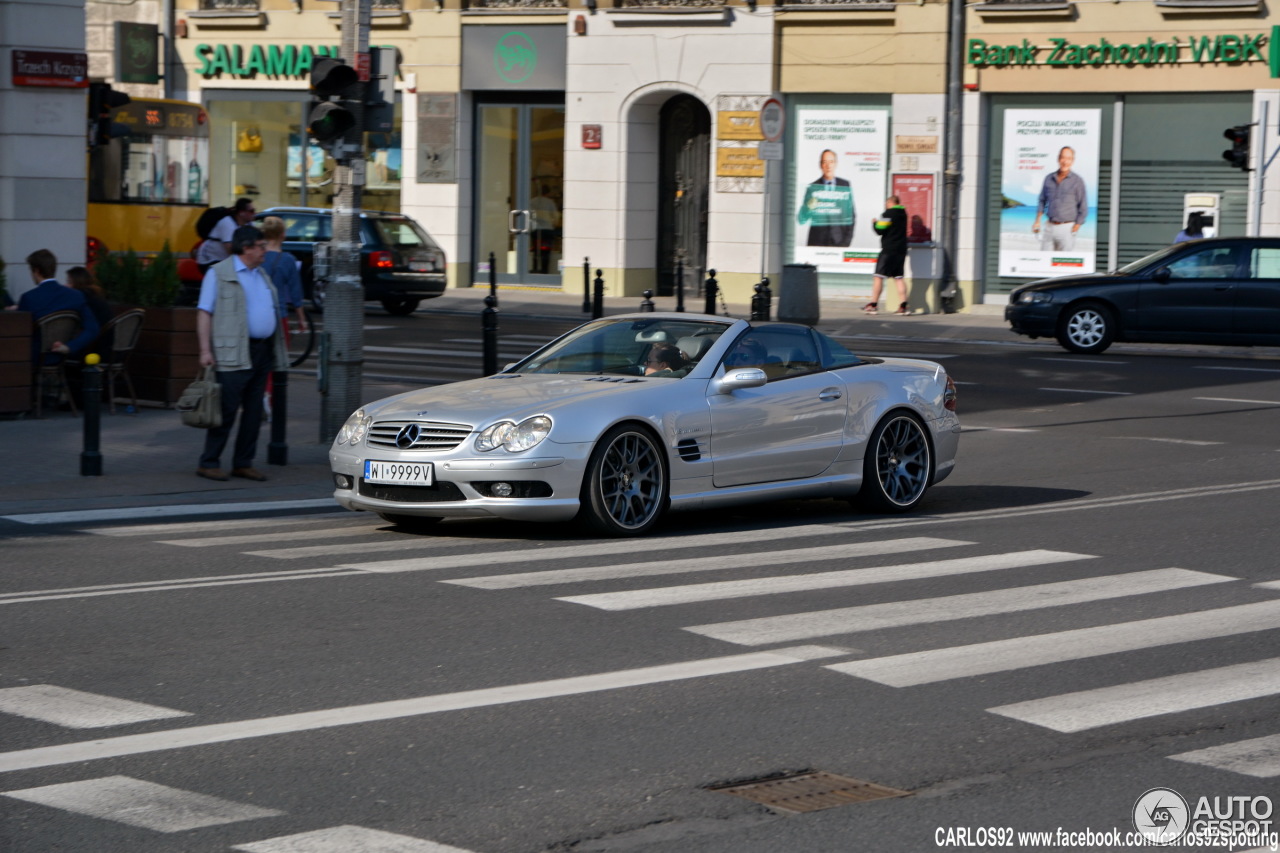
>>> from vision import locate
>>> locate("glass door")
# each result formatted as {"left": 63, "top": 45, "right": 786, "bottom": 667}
{"left": 475, "top": 103, "right": 564, "bottom": 286}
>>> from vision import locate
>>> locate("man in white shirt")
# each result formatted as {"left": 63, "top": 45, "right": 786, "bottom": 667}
{"left": 196, "top": 197, "right": 256, "bottom": 272}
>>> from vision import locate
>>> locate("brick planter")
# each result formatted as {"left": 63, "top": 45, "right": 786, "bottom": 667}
{"left": 0, "top": 312, "right": 33, "bottom": 414}
{"left": 129, "top": 306, "right": 199, "bottom": 406}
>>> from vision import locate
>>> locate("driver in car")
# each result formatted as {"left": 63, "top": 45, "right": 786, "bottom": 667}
{"left": 724, "top": 337, "right": 767, "bottom": 370}
{"left": 643, "top": 342, "right": 689, "bottom": 377}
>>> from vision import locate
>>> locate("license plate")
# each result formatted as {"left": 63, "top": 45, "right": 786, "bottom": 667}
{"left": 364, "top": 460, "right": 435, "bottom": 485}
{"left": 409, "top": 261, "right": 432, "bottom": 272}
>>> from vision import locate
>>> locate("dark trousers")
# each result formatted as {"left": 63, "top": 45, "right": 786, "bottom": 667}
{"left": 200, "top": 338, "right": 272, "bottom": 470}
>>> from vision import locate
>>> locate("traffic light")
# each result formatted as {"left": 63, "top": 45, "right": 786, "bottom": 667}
{"left": 87, "top": 82, "right": 131, "bottom": 147}
{"left": 1222, "top": 125, "right": 1251, "bottom": 170}
{"left": 308, "top": 58, "right": 359, "bottom": 156}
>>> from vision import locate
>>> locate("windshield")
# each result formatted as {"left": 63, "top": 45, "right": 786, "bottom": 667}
{"left": 512, "top": 317, "right": 732, "bottom": 377}
{"left": 368, "top": 217, "right": 440, "bottom": 251}
{"left": 1114, "top": 243, "right": 1188, "bottom": 275}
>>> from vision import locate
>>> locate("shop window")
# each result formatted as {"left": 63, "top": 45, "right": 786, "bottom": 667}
{"left": 615, "top": 0, "right": 723, "bottom": 6}
{"left": 372, "top": 0, "right": 403, "bottom": 7}
{"left": 199, "top": 0, "right": 259, "bottom": 9}
{"left": 466, "top": 0, "right": 566, "bottom": 7}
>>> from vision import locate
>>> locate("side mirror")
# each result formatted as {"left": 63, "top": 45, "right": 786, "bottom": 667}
{"left": 1152, "top": 266, "right": 1171, "bottom": 283}
{"left": 715, "top": 368, "right": 767, "bottom": 394}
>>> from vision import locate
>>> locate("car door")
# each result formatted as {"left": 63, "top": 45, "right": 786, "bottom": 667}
{"left": 1136, "top": 244, "right": 1239, "bottom": 339}
{"left": 1233, "top": 245, "right": 1280, "bottom": 345}
{"left": 708, "top": 326, "right": 847, "bottom": 488}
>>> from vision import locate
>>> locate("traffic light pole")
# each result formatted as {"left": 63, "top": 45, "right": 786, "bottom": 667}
{"left": 319, "top": 0, "right": 370, "bottom": 444}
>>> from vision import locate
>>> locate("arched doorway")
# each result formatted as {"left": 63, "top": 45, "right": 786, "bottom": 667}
{"left": 657, "top": 95, "right": 710, "bottom": 297}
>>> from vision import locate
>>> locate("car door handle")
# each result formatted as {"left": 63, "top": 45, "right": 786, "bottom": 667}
{"left": 819, "top": 388, "right": 842, "bottom": 401}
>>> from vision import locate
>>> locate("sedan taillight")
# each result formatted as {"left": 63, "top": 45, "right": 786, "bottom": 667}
{"left": 368, "top": 250, "right": 394, "bottom": 269}
{"left": 944, "top": 375, "right": 958, "bottom": 412}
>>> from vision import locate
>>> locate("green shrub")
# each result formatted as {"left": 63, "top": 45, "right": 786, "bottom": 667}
{"left": 96, "top": 243, "right": 180, "bottom": 308}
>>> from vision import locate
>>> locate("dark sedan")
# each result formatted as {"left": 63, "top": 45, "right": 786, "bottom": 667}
{"left": 1006, "top": 237, "right": 1280, "bottom": 354}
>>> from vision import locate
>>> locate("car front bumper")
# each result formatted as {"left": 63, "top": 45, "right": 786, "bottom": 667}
{"left": 1005, "top": 302, "right": 1058, "bottom": 338}
{"left": 330, "top": 441, "right": 590, "bottom": 522}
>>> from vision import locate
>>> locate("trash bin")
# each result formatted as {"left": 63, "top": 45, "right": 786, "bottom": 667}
{"left": 778, "top": 263, "right": 819, "bottom": 326}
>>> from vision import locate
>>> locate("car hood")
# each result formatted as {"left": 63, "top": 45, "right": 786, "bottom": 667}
{"left": 1014, "top": 272, "right": 1119, "bottom": 294}
{"left": 361, "top": 372, "right": 671, "bottom": 427}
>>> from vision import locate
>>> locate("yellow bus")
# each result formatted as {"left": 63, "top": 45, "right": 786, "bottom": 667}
{"left": 87, "top": 98, "right": 210, "bottom": 263}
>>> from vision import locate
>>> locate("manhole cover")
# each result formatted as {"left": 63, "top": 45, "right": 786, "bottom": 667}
{"left": 709, "top": 770, "right": 911, "bottom": 813}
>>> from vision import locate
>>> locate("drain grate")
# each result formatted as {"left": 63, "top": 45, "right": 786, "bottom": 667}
{"left": 708, "top": 770, "right": 911, "bottom": 814}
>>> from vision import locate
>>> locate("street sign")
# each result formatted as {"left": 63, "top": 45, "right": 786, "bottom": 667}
{"left": 759, "top": 97, "right": 784, "bottom": 143}
{"left": 759, "top": 141, "right": 784, "bottom": 160}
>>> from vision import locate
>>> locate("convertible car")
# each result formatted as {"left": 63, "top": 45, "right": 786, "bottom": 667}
{"left": 330, "top": 313, "right": 960, "bottom": 536}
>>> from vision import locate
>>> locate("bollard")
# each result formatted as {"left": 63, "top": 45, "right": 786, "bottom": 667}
{"left": 488, "top": 250, "right": 498, "bottom": 300}
{"left": 80, "top": 353, "right": 103, "bottom": 476}
{"left": 482, "top": 293, "right": 499, "bottom": 376}
{"left": 704, "top": 269, "right": 718, "bottom": 316}
{"left": 592, "top": 269, "right": 604, "bottom": 319}
{"left": 750, "top": 277, "right": 773, "bottom": 322}
{"left": 582, "top": 257, "right": 591, "bottom": 313}
{"left": 674, "top": 258, "right": 685, "bottom": 313}
{"left": 268, "top": 366, "right": 288, "bottom": 466}
{"left": 640, "top": 289, "right": 655, "bottom": 312}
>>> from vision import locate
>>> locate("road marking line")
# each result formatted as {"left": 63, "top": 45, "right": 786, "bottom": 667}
{"left": 341, "top": 524, "right": 868, "bottom": 573}
{"left": 684, "top": 569, "right": 1233, "bottom": 647}
{"left": 1170, "top": 734, "right": 1280, "bottom": 778}
{"left": 0, "top": 568, "right": 362, "bottom": 606}
{"left": 86, "top": 513, "right": 355, "bottom": 537}
{"left": 0, "top": 685, "right": 192, "bottom": 728}
{"left": 366, "top": 345, "right": 529, "bottom": 359}
{"left": 1035, "top": 357, "right": 1127, "bottom": 365}
{"left": 557, "top": 550, "right": 1085, "bottom": 611}
{"left": 159, "top": 525, "right": 396, "bottom": 548}
{"left": 826, "top": 600, "right": 1280, "bottom": 687}
{"left": 0, "top": 647, "right": 845, "bottom": 773}
{"left": 960, "top": 426, "right": 1040, "bottom": 433}
{"left": 988, "top": 657, "right": 1280, "bottom": 733}
{"left": 1196, "top": 366, "right": 1280, "bottom": 373}
{"left": 1, "top": 499, "right": 335, "bottom": 526}
{"left": 1039, "top": 387, "right": 1133, "bottom": 395}
{"left": 449, "top": 537, "right": 971, "bottom": 589}
{"left": 1114, "top": 437, "right": 1222, "bottom": 446}
{"left": 2, "top": 776, "right": 282, "bottom": 832}
{"left": 234, "top": 825, "right": 476, "bottom": 853}
{"left": 1196, "top": 396, "right": 1280, "bottom": 406}
{"left": 247, "top": 537, "right": 493, "bottom": 560}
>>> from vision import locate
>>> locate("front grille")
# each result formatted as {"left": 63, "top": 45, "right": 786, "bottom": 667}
{"left": 367, "top": 420, "right": 472, "bottom": 451}
{"left": 358, "top": 480, "right": 466, "bottom": 502}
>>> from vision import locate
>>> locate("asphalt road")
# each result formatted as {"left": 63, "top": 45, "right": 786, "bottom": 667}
{"left": 2, "top": 311, "right": 1279, "bottom": 853}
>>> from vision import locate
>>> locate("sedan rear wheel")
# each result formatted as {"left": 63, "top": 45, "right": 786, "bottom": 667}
{"left": 580, "top": 425, "right": 668, "bottom": 536}
{"left": 381, "top": 297, "right": 421, "bottom": 316}
{"left": 1057, "top": 302, "right": 1115, "bottom": 354}
{"left": 858, "top": 412, "right": 933, "bottom": 513}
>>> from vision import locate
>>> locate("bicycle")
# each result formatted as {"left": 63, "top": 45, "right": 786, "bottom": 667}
{"left": 285, "top": 309, "right": 316, "bottom": 367}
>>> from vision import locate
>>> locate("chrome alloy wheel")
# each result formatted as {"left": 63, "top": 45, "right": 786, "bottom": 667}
{"left": 871, "top": 414, "right": 931, "bottom": 509}
{"left": 1065, "top": 308, "right": 1107, "bottom": 350}
{"left": 584, "top": 427, "right": 667, "bottom": 535}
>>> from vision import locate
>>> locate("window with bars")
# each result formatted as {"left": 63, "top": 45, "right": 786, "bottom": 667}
{"left": 466, "top": 0, "right": 567, "bottom": 7}
{"left": 199, "top": 0, "right": 259, "bottom": 10}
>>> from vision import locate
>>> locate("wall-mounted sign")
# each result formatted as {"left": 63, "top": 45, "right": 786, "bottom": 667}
{"left": 968, "top": 29, "right": 1279, "bottom": 76}
{"left": 892, "top": 173, "right": 935, "bottom": 243}
{"left": 717, "top": 147, "right": 765, "bottom": 178}
{"left": 582, "top": 124, "right": 602, "bottom": 149}
{"left": 11, "top": 50, "right": 88, "bottom": 88}
{"left": 895, "top": 135, "right": 938, "bottom": 154}
{"left": 417, "top": 93, "right": 457, "bottom": 184}
{"left": 461, "top": 26, "right": 566, "bottom": 91}
{"left": 116, "top": 22, "right": 159, "bottom": 84}
{"left": 717, "top": 111, "right": 762, "bottom": 141}
{"left": 195, "top": 43, "right": 340, "bottom": 78}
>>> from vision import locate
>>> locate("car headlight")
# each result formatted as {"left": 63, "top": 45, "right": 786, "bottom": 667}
{"left": 1018, "top": 291, "right": 1053, "bottom": 304}
{"left": 475, "top": 415, "right": 552, "bottom": 452}
{"left": 336, "top": 409, "right": 372, "bottom": 446}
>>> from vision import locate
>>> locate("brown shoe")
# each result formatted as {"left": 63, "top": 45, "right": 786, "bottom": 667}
{"left": 196, "top": 467, "right": 230, "bottom": 482}
{"left": 231, "top": 467, "right": 268, "bottom": 482}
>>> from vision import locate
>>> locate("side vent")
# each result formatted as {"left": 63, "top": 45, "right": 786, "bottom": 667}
{"left": 676, "top": 438, "right": 702, "bottom": 462}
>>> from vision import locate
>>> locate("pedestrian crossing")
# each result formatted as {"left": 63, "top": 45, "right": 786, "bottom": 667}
{"left": 5, "top": 510, "right": 1280, "bottom": 849}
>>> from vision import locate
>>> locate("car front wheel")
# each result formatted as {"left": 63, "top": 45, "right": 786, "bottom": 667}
{"left": 1057, "top": 302, "right": 1115, "bottom": 354}
{"left": 858, "top": 412, "right": 933, "bottom": 513}
{"left": 382, "top": 297, "right": 421, "bottom": 316}
{"left": 580, "top": 425, "right": 668, "bottom": 536}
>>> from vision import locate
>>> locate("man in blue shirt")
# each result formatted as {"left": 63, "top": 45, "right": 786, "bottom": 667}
{"left": 1032, "top": 146, "right": 1088, "bottom": 252}
{"left": 18, "top": 249, "right": 99, "bottom": 361}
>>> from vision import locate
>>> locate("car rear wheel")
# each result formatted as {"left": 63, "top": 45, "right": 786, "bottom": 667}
{"left": 1057, "top": 302, "right": 1115, "bottom": 354}
{"left": 580, "top": 425, "right": 668, "bottom": 536}
{"left": 857, "top": 412, "right": 933, "bottom": 513}
{"left": 377, "top": 513, "right": 442, "bottom": 532}
{"left": 381, "top": 297, "right": 421, "bottom": 316}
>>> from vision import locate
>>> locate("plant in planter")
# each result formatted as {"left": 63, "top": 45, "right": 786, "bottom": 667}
{"left": 95, "top": 244, "right": 181, "bottom": 309}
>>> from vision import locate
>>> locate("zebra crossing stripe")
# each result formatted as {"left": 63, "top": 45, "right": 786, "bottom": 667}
{"left": 0, "top": 685, "right": 191, "bottom": 728}
{"left": 988, "top": 657, "right": 1280, "bottom": 733}
{"left": 338, "top": 524, "right": 878, "bottom": 573}
{"left": 826, "top": 599, "right": 1280, "bottom": 688}
{"left": 0, "top": 646, "right": 846, "bottom": 773}
{"left": 448, "top": 537, "right": 971, "bottom": 589}
{"left": 684, "top": 568, "right": 1234, "bottom": 646}
{"left": 159, "top": 525, "right": 394, "bottom": 548}
{"left": 234, "top": 825, "right": 478, "bottom": 853}
{"left": 1170, "top": 734, "right": 1280, "bottom": 778}
{"left": 87, "top": 513, "right": 355, "bottom": 537}
{"left": 558, "top": 550, "right": 1092, "bottom": 611}
{"left": 2, "top": 776, "right": 282, "bottom": 832}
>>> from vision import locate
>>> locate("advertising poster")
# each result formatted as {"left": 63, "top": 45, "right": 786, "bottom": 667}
{"left": 998, "top": 109, "right": 1100, "bottom": 278}
{"left": 791, "top": 108, "right": 889, "bottom": 273}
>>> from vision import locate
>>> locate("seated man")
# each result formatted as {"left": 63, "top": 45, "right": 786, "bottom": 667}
{"left": 644, "top": 342, "right": 688, "bottom": 377}
{"left": 18, "top": 248, "right": 99, "bottom": 363}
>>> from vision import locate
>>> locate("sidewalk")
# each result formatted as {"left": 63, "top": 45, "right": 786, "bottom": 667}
{"left": 0, "top": 288, "right": 1011, "bottom": 524}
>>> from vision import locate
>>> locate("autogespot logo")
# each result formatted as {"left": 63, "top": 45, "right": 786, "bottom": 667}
{"left": 1134, "top": 787, "right": 1190, "bottom": 845}
{"left": 494, "top": 31, "right": 537, "bottom": 84}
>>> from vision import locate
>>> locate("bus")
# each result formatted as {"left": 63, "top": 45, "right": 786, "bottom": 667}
{"left": 86, "top": 98, "right": 210, "bottom": 264}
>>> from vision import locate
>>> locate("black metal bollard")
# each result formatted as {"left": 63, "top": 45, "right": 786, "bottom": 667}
{"left": 482, "top": 293, "right": 499, "bottom": 376}
{"left": 750, "top": 277, "right": 773, "bottom": 322}
{"left": 268, "top": 367, "right": 288, "bottom": 466}
{"left": 80, "top": 354, "right": 103, "bottom": 476}
{"left": 704, "top": 269, "right": 718, "bottom": 316}
{"left": 674, "top": 259, "right": 685, "bottom": 313}
{"left": 639, "top": 289, "right": 655, "bottom": 312}
{"left": 582, "top": 258, "right": 591, "bottom": 313}
{"left": 488, "top": 250, "right": 498, "bottom": 300}
{"left": 592, "top": 269, "right": 604, "bottom": 319}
